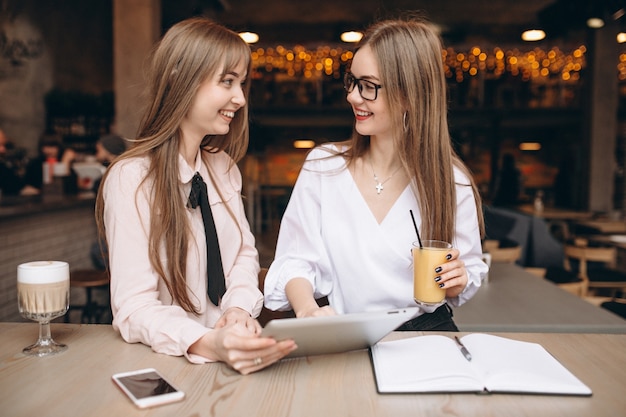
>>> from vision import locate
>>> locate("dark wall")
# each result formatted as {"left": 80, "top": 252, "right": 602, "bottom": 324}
{"left": 0, "top": 0, "right": 113, "bottom": 154}
{"left": 9, "top": 0, "right": 113, "bottom": 94}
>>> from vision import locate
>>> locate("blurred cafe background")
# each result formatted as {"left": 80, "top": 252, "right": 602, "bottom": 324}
{"left": 2, "top": 0, "right": 626, "bottom": 322}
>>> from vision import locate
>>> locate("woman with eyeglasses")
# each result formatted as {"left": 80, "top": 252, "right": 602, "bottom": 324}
{"left": 264, "top": 16, "right": 488, "bottom": 331}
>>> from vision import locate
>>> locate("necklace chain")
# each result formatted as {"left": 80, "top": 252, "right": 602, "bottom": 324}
{"left": 368, "top": 156, "right": 402, "bottom": 195}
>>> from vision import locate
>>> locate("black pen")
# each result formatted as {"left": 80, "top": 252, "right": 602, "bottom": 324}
{"left": 454, "top": 336, "right": 472, "bottom": 361}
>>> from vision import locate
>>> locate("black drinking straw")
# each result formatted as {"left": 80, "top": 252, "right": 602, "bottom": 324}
{"left": 409, "top": 210, "right": 423, "bottom": 248}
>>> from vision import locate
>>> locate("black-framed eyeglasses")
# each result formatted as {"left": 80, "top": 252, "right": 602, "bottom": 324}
{"left": 343, "top": 72, "right": 383, "bottom": 101}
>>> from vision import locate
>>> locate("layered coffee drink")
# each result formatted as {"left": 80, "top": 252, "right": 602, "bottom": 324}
{"left": 17, "top": 261, "right": 69, "bottom": 321}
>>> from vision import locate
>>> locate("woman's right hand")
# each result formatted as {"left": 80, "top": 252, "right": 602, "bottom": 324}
{"left": 190, "top": 323, "right": 297, "bottom": 375}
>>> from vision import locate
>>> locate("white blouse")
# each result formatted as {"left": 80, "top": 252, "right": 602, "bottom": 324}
{"left": 264, "top": 144, "right": 487, "bottom": 316}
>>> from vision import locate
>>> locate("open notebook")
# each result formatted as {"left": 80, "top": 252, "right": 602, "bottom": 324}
{"left": 370, "top": 333, "right": 592, "bottom": 396}
{"left": 262, "top": 307, "right": 419, "bottom": 358}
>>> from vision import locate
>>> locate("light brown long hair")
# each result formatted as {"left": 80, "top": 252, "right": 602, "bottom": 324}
{"left": 344, "top": 16, "right": 484, "bottom": 242}
{"left": 95, "top": 17, "right": 252, "bottom": 313}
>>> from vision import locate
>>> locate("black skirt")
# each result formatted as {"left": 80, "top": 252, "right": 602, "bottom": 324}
{"left": 395, "top": 304, "right": 458, "bottom": 331}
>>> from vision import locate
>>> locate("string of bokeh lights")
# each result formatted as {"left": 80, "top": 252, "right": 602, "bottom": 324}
{"left": 249, "top": 44, "right": 589, "bottom": 83}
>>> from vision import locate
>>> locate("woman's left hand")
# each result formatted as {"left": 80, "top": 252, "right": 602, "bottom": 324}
{"left": 435, "top": 248, "right": 468, "bottom": 298}
{"left": 215, "top": 307, "right": 261, "bottom": 335}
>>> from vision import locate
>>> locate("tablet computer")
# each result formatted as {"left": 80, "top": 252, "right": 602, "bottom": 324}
{"left": 261, "top": 307, "right": 419, "bottom": 358}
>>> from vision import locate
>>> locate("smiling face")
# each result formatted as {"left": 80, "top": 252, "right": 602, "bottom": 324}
{"left": 180, "top": 60, "right": 248, "bottom": 141}
{"left": 346, "top": 45, "right": 393, "bottom": 141}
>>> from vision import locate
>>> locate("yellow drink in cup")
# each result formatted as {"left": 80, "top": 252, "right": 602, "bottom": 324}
{"left": 412, "top": 240, "right": 452, "bottom": 305}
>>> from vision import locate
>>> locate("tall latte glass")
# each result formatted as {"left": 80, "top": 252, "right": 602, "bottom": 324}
{"left": 17, "top": 261, "right": 70, "bottom": 356}
{"left": 412, "top": 240, "right": 452, "bottom": 306}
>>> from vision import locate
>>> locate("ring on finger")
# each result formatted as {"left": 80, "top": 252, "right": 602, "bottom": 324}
{"left": 253, "top": 357, "right": 262, "bottom": 366}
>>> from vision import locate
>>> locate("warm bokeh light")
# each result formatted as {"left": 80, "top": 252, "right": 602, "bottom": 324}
{"left": 249, "top": 43, "right": 587, "bottom": 84}
{"left": 441, "top": 45, "right": 586, "bottom": 82}
{"left": 293, "top": 140, "right": 316, "bottom": 149}
{"left": 519, "top": 142, "right": 542, "bottom": 151}
{"left": 239, "top": 32, "right": 259, "bottom": 44}
{"left": 586, "top": 18, "right": 605, "bottom": 29}
{"left": 521, "top": 29, "right": 546, "bottom": 42}
{"left": 340, "top": 31, "right": 363, "bottom": 43}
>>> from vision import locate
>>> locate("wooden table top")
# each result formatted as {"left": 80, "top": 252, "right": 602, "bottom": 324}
{"left": 574, "top": 219, "right": 626, "bottom": 234}
{"left": 587, "top": 234, "right": 626, "bottom": 250}
{"left": 516, "top": 205, "right": 593, "bottom": 221}
{"left": 1, "top": 323, "right": 626, "bottom": 417}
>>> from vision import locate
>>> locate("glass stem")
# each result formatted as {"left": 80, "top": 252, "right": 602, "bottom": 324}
{"left": 38, "top": 321, "right": 52, "bottom": 346}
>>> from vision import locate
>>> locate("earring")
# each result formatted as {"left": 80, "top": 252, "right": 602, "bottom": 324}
{"left": 403, "top": 112, "right": 409, "bottom": 132}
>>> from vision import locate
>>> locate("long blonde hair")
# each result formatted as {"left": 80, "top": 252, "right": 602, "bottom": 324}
{"left": 344, "top": 16, "right": 484, "bottom": 241}
{"left": 95, "top": 17, "right": 252, "bottom": 313}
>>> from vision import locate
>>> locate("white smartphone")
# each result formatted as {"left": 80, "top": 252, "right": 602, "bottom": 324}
{"left": 112, "top": 368, "right": 185, "bottom": 409}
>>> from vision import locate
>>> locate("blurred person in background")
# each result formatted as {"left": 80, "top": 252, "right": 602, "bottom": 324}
{"left": 91, "top": 133, "right": 127, "bottom": 193}
{"left": 95, "top": 133, "right": 127, "bottom": 167}
{"left": 21, "top": 131, "right": 76, "bottom": 195}
{"left": 0, "top": 128, "right": 25, "bottom": 196}
{"left": 491, "top": 153, "right": 522, "bottom": 207}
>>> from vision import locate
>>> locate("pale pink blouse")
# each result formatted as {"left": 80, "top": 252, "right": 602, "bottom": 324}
{"left": 103, "top": 150, "right": 261, "bottom": 363}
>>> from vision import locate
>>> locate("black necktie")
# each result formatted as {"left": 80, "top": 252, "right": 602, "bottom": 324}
{"left": 187, "top": 172, "right": 226, "bottom": 305}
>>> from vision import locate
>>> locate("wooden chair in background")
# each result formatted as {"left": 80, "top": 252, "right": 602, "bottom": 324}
{"left": 482, "top": 239, "right": 499, "bottom": 253}
{"left": 538, "top": 266, "right": 586, "bottom": 297}
{"left": 66, "top": 269, "right": 111, "bottom": 324}
{"left": 521, "top": 266, "right": 588, "bottom": 298}
{"left": 524, "top": 266, "right": 586, "bottom": 298}
{"left": 551, "top": 278, "right": 586, "bottom": 297}
{"left": 563, "top": 238, "right": 626, "bottom": 298}
{"left": 600, "top": 298, "right": 626, "bottom": 319}
{"left": 523, "top": 267, "right": 546, "bottom": 278}
{"left": 482, "top": 239, "right": 522, "bottom": 264}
